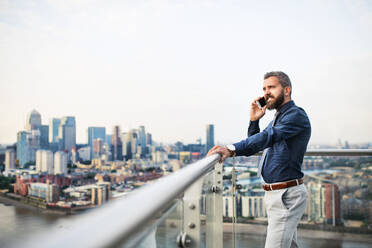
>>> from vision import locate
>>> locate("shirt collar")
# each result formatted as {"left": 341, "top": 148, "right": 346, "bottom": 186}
{"left": 276, "top": 100, "right": 294, "bottom": 115}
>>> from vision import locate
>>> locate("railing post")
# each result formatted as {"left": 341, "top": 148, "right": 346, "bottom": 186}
{"left": 182, "top": 176, "right": 204, "bottom": 247}
{"left": 206, "top": 162, "right": 223, "bottom": 248}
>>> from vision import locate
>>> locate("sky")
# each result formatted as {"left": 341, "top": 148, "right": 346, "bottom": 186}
{"left": 1, "top": 0, "right": 372, "bottom": 145}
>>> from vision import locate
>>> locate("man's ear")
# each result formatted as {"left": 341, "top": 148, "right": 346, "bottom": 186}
{"left": 284, "top": 86, "right": 291, "bottom": 97}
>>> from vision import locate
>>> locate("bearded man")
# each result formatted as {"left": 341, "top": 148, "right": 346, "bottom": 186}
{"left": 207, "top": 71, "right": 311, "bottom": 248}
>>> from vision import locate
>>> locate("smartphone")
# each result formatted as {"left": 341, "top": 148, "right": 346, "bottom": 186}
{"left": 256, "top": 97, "right": 266, "bottom": 108}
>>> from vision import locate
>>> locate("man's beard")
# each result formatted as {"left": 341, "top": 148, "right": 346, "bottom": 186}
{"left": 266, "top": 90, "right": 284, "bottom": 110}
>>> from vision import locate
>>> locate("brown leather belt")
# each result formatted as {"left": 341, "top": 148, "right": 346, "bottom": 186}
{"left": 262, "top": 179, "right": 303, "bottom": 191}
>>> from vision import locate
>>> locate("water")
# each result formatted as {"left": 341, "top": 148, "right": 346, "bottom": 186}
{"left": 0, "top": 201, "right": 72, "bottom": 247}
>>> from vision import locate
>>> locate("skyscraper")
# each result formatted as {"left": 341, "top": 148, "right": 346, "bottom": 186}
{"left": 25, "top": 109, "right": 41, "bottom": 131}
{"left": 16, "top": 130, "right": 40, "bottom": 166}
{"left": 49, "top": 118, "right": 61, "bottom": 144}
{"left": 146, "top": 133, "right": 152, "bottom": 146}
{"left": 58, "top": 116, "right": 76, "bottom": 152}
{"left": 206, "top": 124, "right": 215, "bottom": 154}
{"left": 138, "top": 126, "right": 146, "bottom": 158}
{"left": 39, "top": 125, "right": 49, "bottom": 149}
{"left": 5, "top": 149, "right": 15, "bottom": 173}
{"left": 111, "top": 126, "right": 123, "bottom": 161}
{"left": 87, "top": 127, "right": 106, "bottom": 159}
{"left": 92, "top": 138, "right": 104, "bottom": 159}
{"left": 122, "top": 129, "right": 138, "bottom": 160}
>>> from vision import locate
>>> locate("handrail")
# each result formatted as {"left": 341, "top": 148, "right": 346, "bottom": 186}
{"left": 305, "top": 149, "right": 372, "bottom": 156}
{"left": 18, "top": 154, "right": 221, "bottom": 248}
{"left": 253, "top": 149, "right": 372, "bottom": 156}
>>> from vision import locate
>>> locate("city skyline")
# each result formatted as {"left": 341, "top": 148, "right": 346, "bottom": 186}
{"left": 1, "top": 1, "right": 372, "bottom": 145}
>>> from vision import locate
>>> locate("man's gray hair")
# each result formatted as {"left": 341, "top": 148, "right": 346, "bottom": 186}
{"left": 264, "top": 71, "right": 292, "bottom": 89}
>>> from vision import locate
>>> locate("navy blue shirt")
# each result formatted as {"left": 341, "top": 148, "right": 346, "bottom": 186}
{"left": 233, "top": 101, "right": 311, "bottom": 183}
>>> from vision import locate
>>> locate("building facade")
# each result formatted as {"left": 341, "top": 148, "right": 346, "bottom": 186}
{"left": 206, "top": 124, "right": 215, "bottom": 154}
{"left": 5, "top": 149, "right": 15, "bottom": 174}
{"left": 87, "top": 127, "right": 106, "bottom": 159}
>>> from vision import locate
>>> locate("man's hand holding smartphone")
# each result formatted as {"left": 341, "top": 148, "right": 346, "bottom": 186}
{"left": 250, "top": 96, "right": 267, "bottom": 121}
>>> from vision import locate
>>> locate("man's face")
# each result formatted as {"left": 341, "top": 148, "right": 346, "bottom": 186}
{"left": 263, "top": 76, "right": 285, "bottom": 110}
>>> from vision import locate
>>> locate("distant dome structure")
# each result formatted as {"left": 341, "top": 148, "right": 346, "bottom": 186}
{"left": 25, "top": 109, "right": 42, "bottom": 131}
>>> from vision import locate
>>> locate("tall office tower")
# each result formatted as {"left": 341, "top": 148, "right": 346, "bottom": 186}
{"left": 49, "top": 118, "right": 61, "bottom": 144}
{"left": 25, "top": 109, "right": 41, "bottom": 131}
{"left": 324, "top": 184, "right": 341, "bottom": 225}
{"left": 87, "top": 127, "right": 106, "bottom": 158}
{"left": 5, "top": 149, "right": 15, "bottom": 173}
{"left": 146, "top": 133, "right": 152, "bottom": 146}
{"left": 206, "top": 124, "right": 215, "bottom": 154}
{"left": 39, "top": 125, "right": 49, "bottom": 149}
{"left": 106, "top": 134, "right": 112, "bottom": 147}
{"left": 16, "top": 130, "right": 40, "bottom": 166}
{"left": 122, "top": 129, "right": 138, "bottom": 160}
{"left": 54, "top": 151, "right": 68, "bottom": 175}
{"left": 92, "top": 138, "right": 104, "bottom": 159}
{"left": 138, "top": 126, "right": 146, "bottom": 158}
{"left": 111, "top": 126, "right": 123, "bottom": 161}
{"left": 58, "top": 116, "right": 76, "bottom": 152}
{"left": 17, "top": 131, "right": 30, "bottom": 166}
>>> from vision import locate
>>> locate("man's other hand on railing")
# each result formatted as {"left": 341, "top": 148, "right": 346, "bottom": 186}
{"left": 206, "top": 145, "right": 233, "bottom": 163}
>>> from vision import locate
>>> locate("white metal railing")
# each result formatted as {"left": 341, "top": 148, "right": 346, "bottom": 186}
{"left": 14, "top": 154, "right": 222, "bottom": 248}
{"left": 305, "top": 149, "right": 372, "bottom": 156}
{"left": 10, "top": 149, "right": 372, "bottom": 248}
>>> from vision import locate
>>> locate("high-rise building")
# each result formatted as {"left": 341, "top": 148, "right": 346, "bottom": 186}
{"left": 92, "top": 138, "right": 104, "bottom": 159}
{"left": 138, "top": 126, "right": 146, "bottom": 158}
{"left": 105, "top": 135, "right": 112, "bottom": 147}
{"left": 87, "top": 127, "right": 106, "bottom": 158}
{"left": 39, "top": 125, "right": 49, "bottom": 149}
{"left": 49, "top": 118, "right": 61, "bottom": 144}
{"left": 36, "top": 150, "right": 54, "bottom": 174}
{"left": 25, "top": 109, "right": 41, "bottom": 131}
{"left": 206, "top": 124, "right": 215, "bottom": 154}
{"left": 5, "top": 149, "right": 15, "bottom": 174}
{"left": 146, "top": 133, "right": 152, "bottom": 146}
{"left": 324, "top": 184, "right": 341, "bottom": 225}
{"left": 306, "top": 181, "right": 325, "bottom": 223}
{"left": 306, "top": 181, "right": 341, "bottom": 225}
{"left": 111, "top": 126, "right": 123, "bottom": 161}
{"left": 16, "top": 130, "right": 40, "bottom": 166}
{"left": 122, "top": 129, "right": 138, "bottom": 160}
{"left": 58, "top": 116, "right": 76, "bottom": 152}
{"left": 17, "top": 131, "right": 31, "bottom": 166}
{"left": 54, "top": 151, "right": 68, "bottom": 175}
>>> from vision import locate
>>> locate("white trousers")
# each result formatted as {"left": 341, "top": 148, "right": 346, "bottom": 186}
{"left": 264, "top": 184, "right": 308, "bottom": 248}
